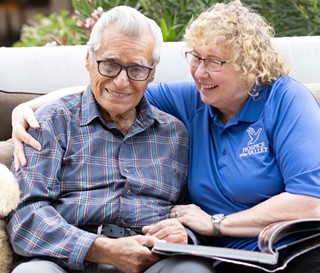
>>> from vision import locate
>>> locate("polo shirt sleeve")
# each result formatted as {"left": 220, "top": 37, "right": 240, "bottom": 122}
{"left": 146, "top": 81, "right": 199, "bottom": 126}
{"left": 264, "top": 77, "right": 320, "bottom": 197}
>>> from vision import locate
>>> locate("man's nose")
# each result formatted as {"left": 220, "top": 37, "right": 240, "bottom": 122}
{"left": 113, "top": 69, "right": 130, "bottom": 87}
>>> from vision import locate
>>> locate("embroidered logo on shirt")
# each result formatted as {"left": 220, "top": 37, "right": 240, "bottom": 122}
{"left": 239, "top": 127, "right": 268, "bottom": 157}
{"left": 247, "top": 127, "right": 262, "bottom": 145}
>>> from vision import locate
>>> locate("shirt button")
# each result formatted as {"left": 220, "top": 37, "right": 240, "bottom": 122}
{"left": 124, "top": 168, "right": 129, "bottom": 173}
{"left": 222, "top": 149, "right": 227, "bottom": 155}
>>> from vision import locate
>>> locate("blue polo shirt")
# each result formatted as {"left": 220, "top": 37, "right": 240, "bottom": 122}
{"left": 146, "top": 76, "right": 320, "bottom": 250}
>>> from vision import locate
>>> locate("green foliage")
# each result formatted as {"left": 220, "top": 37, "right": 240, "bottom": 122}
{"left": 13, "top": 0, "right": 320, "bottom": 47}
{"left": 241, "top": 0, "right": 320, "bottom": 36}
{"left": 13, "top": 10, "right": 85, "bottom": 46}
{"left": 138, "top": 0, "right": 213, "bottom": 41}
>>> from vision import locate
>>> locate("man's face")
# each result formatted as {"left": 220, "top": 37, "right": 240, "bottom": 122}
{"left": 86, "top": 28, "right": 155, "bottom": 119}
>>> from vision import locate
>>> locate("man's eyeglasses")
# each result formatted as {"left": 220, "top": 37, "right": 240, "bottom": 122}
{"left": 185, "top": 51, "right": 229, "bottom": 72}
{"left": 90, "top": 46, "right": 157, "bottom": 81}
{"left": 96, "top": 60, "right": 156, "bottom": 81}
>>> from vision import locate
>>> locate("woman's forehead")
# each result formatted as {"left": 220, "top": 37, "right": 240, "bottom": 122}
{"left": 192, "top": 43, "right": 231, "bottom": 58}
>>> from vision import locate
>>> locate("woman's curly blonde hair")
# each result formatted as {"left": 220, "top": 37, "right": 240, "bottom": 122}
{"left": 184, "top": 0, "right": 289, "bottom": 96}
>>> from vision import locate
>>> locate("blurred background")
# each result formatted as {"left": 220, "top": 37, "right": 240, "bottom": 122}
{"left": 1, "top": 0, "right": 319, "bottom": 47}
{"left": 0, "top": 0, "right": 72, "bottom": 46}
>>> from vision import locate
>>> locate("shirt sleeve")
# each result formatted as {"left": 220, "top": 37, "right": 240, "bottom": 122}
{"left": 146, "top": 81, "right": 199, "bottom": 126}
{"left": 7, "top": 115, "right": 98, "bottom": 270}
{"left": 265, "top": 77, "right": 320, "bottom": 197}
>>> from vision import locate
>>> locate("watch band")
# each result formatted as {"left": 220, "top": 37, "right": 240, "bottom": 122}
{"left": 211, "top": 213, "right": 226, "bottom": 236}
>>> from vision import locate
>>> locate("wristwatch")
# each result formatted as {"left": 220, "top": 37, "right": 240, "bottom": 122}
{"left": 211, "top": 213, "right": 226, "bottom": 236}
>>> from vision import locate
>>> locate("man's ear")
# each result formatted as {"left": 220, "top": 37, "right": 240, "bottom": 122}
{"left": 147, "top": 68, "right": 156, "bottom": 83}
{"left": 147, "top": 58, "right": 160, "bottom": 83}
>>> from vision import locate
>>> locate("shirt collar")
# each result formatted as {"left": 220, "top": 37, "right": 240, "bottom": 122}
{"left": 209, "top": 85, "right": 270, "bottom": 126}
{"left": 80, "top": 86, "right": 166, "bottom": 128}
{"left": 80, "top": 86, "right": 101, "bottom": 126}
{"left": 237, "top": 85, "right": 270, "bottom": 123}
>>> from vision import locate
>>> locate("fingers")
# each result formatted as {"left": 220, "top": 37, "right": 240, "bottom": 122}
{"left": 13, "top": 141, "right": 26, "bottom": 172}
{"left": 142, "top": 225, "right": 151, "bottom": 234}
{"left": 95, "top": 235, "right": 161, "bottom": 273}
{"left": 11, "top": 102, "right": 41, "bottom": 148}
{"left": 137, "top": 234, "right": 162, "bottom": 249}
{"left": 23, "top": 133, "right": 42, "bottom": 151}
{"left": 25, "top": 114, "right": 41, "bottom": 130}
{"left": 171, "top": 205, "right": 214, "bottom": 236}
{"left": 142, "top": 219, "right": 188, "bottom": 244}
{"left": 170, "top": 204, "right": 201, "bottom": 219}
{"left": 12, "top": 127, "right": 42, "bottom": 171}
{"left": 11, "top": 103, "right": 42, "bottom": 171}
{"left": 170, "top": 205, "right": 187, "bottom": 219}
{"left": 170, "top": 210, "right": 180, "bottom": 219}
{"left": 143, "top": 219, "right": 181, "bottom": 235}
{"left": 13, "top": 126, "right": 42, "bottom": 150}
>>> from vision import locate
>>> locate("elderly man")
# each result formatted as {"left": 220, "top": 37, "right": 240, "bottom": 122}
{"left": 8, "top": 6, "right": 215, "bottom": 273}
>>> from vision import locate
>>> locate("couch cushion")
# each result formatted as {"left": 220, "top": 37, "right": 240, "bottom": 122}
{"left": 0, "top": 90, "right": 43, "bottom": 141}
{"left": 0, "top": 139, "right": 14, "bottom": 169}
{"left": 304, "top": 83, "right": 320, "bottom": 102}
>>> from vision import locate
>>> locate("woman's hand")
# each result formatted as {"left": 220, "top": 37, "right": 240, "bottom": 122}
{"left": 11, "top": 103, "right": 41, "bottom": 171}
{"left": 142, "top": 218, "right": 188, "bottom": 244}
{"left": 170, "top": 204, "right": 213, "bottom": 236}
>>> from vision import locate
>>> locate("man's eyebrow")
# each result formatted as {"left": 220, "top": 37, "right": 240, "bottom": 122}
{"left": 101, "top": 56, "right": 149, "bottom": 66}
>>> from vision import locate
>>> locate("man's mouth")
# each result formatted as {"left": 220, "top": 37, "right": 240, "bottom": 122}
{"left": 106, "top": 89, "right": 131, "bottom": 97}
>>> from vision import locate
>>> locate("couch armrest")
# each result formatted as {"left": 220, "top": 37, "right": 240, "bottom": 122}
{"left": 0, "top": 139, "right": 14, "bottom": 169}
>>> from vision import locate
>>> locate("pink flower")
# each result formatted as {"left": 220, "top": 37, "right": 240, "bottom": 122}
{"left": 85, "top": 17, "right": 96, "bottom": 29}
{"left": 76, "top": 20, "right": 85, "bottom": 27}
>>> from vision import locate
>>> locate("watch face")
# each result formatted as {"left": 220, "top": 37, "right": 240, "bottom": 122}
{"left": 212, "top": 214, "right": 225, "bottom": 222}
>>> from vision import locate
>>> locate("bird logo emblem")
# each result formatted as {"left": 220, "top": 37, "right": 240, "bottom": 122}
{"left": 246, "top": 127, "right": 262, "bottom": 145}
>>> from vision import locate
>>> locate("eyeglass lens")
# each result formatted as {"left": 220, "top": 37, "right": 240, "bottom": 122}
{"left": 98, "top": 61, "right": 151, "bottom": 81}
{"left": 186, "top": 52, "right": 223, "bottom": 72}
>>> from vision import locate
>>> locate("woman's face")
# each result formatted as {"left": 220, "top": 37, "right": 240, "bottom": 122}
{"left": 190, "top": 46, "right": 250, "bottom": 120}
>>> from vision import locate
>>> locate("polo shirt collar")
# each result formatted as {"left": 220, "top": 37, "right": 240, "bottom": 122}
{"left": 209, "top": 85, "right": 270, "bottom": 126}
{"left": 237, "top": 87, "right": 269, "bottom": 123}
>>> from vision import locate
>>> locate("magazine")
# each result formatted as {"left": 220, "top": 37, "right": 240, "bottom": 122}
{"left": 152, "top": 218, "right": 320, "bottom": 272}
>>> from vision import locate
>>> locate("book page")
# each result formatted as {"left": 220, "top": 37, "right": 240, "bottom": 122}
{"left": 258, "top": 218, "right": 320, "bottom": 253}
{"left": 152, "top": 241, "right": 278, "bottom": 265}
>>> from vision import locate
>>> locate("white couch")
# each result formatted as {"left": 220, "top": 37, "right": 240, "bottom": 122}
{"left": 1, "top": 36, "right": 320, "bottom": 94}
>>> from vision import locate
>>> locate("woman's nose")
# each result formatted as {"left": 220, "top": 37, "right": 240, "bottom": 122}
{"left": 194, "top": 62, "right": 209, "bottom": 78}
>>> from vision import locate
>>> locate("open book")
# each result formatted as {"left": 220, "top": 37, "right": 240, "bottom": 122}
{"left": 152, "top": 218, "right": 320, "bottom": 272}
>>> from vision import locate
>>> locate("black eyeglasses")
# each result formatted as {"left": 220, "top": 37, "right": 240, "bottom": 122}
{"left": 90, "top": 46, "right": 157, "bottom": 81}
{"left": 96, "top": 60, "right": 156, "bottom": 81}
{"left": 185, "top": 51, "right": 229, "bottom": 72}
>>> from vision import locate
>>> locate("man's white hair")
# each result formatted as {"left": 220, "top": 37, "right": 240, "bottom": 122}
{"left": 88, "top": 5, "right": 163, "bottom": 63}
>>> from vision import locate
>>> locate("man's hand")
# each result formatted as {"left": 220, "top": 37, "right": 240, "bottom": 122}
{"left": 142, "top": 218, "right": 188, "bottom": 244}
{"left": 86, "top": 235, "right": 160, "bottom": 273}
{"left": 11, "top": 103, "right": 41, "bottom": 171}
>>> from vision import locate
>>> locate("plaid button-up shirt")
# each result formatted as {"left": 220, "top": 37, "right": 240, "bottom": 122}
{"left": 8, "top": 86, "right": 189, "bottom": 270}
